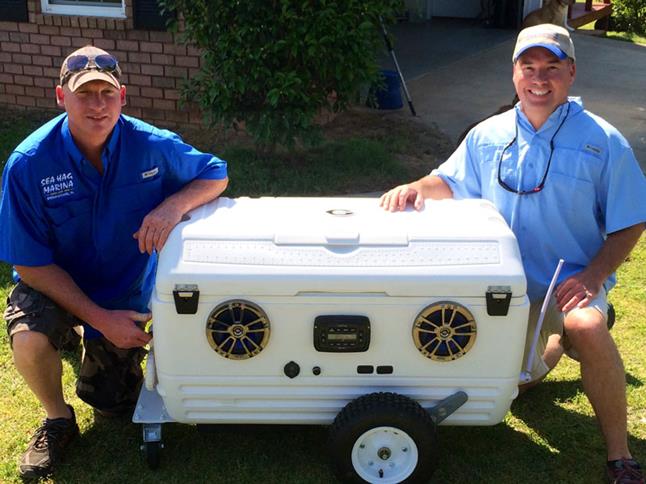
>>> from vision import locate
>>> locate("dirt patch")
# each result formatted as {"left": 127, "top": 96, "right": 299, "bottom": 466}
{"left": 321, "top": 107, "right": 455, "bottom": 175}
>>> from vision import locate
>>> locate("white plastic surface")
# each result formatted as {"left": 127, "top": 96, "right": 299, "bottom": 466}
{"left": 151, "top": 197, "right": 530, "bottom": 426}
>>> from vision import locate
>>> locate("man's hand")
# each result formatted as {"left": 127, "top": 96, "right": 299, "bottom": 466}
{"left": 379, "top": 184, "right": 425, "bottom": 212}
{"left": 96, "top": 310, "right": 152, "bottom": 349}
{"left": 133, "top": 202, "right": 184, "bottom": 255}
{"left": 555, "top": 269, "right": 604, "bottom": 313}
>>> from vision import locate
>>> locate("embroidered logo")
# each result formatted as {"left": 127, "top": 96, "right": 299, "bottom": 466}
{"left": 583, "top": 144, "right": 602, "bottom": 155}
{"left": 41, "top": 172, "right": 74, "bottom": 200}
{"left": 141, "top": 167, "right": 159, "bottom": 180}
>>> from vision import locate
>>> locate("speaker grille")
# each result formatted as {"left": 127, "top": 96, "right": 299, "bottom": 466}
{"left": 206, "top": 300, "right": 270, "bottom": 360}
{"left": 412, "top": 302, "right": 477, "bottom": 361}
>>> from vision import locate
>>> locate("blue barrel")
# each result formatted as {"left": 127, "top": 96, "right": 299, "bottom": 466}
{"left": 375, "top": 70, "right": 403, "bottom": 110}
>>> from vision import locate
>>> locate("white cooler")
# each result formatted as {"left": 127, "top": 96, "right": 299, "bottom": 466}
{"left": 136, "top": 197, "right": 530, "bottom": 480}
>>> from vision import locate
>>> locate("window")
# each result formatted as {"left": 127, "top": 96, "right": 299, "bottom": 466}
{"left": 40, "top": 0, "right": 126, "bottom": 18}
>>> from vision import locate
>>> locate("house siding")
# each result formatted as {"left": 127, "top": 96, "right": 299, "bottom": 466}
{"left": 0, "top": 0, "right": 203, "bottom": 128}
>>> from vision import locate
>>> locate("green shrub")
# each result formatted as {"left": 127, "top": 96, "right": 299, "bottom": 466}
{"left": 610, "top": 0, "right": 646, "bottom": 35}
{"left": 160, "top": 0, "right": 402, "bottom": 149}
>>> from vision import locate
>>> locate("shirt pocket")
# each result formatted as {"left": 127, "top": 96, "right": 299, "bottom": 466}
{"left": 548, "top": 172, "right": 597, "bottom": 220}
{"left": 111, "top": 176, "right": 163, "bottom": 215}
{"left": 46, "top": 198, "right": 93, "bottom": 248}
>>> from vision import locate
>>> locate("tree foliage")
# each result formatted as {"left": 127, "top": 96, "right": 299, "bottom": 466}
{"left": 610, "top": 0, "right": 646, "bottom": 35}
{"left": 160, "top": 0, "right": 402, "bottom": 148}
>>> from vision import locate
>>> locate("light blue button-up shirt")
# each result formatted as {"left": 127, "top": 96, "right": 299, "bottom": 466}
{"left": 433, "top": 98, "right": 646, "bottom": 301}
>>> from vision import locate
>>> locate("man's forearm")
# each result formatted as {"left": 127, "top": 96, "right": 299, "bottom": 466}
{"left": 160, "top": 177, "right": 228, "bottom": 216}
{"left": 14, "top": 264, "right": 111, "bottom": 332}
{"left": 415, "top": 175, "right": 454, "bottom": 200}
{"left": 586, "top": 223, "right": 644, "bottom": 284}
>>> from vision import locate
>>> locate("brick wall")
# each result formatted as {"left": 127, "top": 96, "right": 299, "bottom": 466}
{"left": 0, "top": 0, "right": 203, "bottom": 128}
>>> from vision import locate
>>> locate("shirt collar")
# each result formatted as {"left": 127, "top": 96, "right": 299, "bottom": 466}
{"left": 60, "top": 114, "right": 122, "bottom": 169}
{"left": 515, "top": 96, "right": 583, "bottom": 136}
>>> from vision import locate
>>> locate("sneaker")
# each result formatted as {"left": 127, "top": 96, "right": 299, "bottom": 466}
{"left": 19, "top": 405, "right": 79, "bottom": 479}
{"left": 607, "top": 459, "right": 644, "bottom": 484}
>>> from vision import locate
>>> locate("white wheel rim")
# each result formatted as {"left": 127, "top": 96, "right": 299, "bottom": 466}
{"left": 351, "top": 426, "right": 419, "bottom": 483}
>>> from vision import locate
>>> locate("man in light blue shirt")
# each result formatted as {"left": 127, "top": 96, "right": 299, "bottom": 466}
{"left": 0, "top": 45, "right": 228, "bottom": 479}
{"left": 381, "top": 24, "right": 645, "bottom": 483}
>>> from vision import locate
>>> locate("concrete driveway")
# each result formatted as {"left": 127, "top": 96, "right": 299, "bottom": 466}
{"left": 388, "top": 20, "right": 646, "bottom": 172}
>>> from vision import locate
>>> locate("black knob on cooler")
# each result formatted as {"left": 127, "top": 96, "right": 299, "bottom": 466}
{"left": 284, "top": 361, "right": 300, "bottom": 379}
{"left": 312, "top": 366, "right": 321, "bottom": 376}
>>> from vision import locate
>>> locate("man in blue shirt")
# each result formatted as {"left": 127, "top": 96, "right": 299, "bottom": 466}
{"left": 380, "top": 24, "right": 645, "bottom": 483}
{"left": 0, "top": 45, "right": 228, "bottom": 479}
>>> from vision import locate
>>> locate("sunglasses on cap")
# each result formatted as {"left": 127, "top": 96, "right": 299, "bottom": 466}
{"left": 61, "top": 54, "right": 120, "bottom": 85}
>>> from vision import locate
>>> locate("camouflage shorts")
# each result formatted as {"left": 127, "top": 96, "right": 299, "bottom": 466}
{"left": 4, "top": 282, "right": 146, "bottom": 415}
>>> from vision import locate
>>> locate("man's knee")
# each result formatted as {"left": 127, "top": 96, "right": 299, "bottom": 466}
{"left": 565, "top": 308, "right": 616, "bottom": 356}
{"left": 12, "top": 330, "right": 57, "bottom": 364}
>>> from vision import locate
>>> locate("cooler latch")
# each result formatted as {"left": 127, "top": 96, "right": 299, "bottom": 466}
{"left": 173, "top": 284, "right": 199, "bottom": 314}
{"left": 486, "top": 285, "right": 512, "bottom": 316}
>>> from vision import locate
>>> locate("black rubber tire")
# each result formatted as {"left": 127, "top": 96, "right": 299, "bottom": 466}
{"left": 328, "top": 392, "right": 437, "bottom": 483}
{"left": 144, "top": 441, "right": 161, "bottom": 470}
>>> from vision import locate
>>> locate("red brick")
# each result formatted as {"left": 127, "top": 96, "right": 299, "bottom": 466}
{"left": 0, "top": 84, "right": 4, "bottom": 94}
{"left": 149, "top": 31, "right": 173, "bottom": 43}
{"left": 151, "top": 53, "right": 173, "bottom": 65}
{"left": 164, "top": 89, "right": 180, "bottom": 100}
{"left": 10, "top": 32, "right": 30, "bottom": 43}
{"left": 123, "top": 106, "right": 142, "bottom": 118}
{"left": 26, "top": 86, "right": 45, "bottom": 97}
{"left": 87, "top": 18, "right": 97, "bottom": 29}
{"left": 20, "top": 44, "right": 40, "bottom": 54}
{"left": 15, "top": 75, "right": 34, "bottom": 86}
{"left": 4, "top": 64, "right": 23, "bottom": 75}
{"left": 60, "top": 27, "right": 81, "bottom": 37}
{"left": 12, "top": 53, "right": 31, "bottom": 64}
{"left": 142, "top": 108, "right": 166, "bottom": 121}
{"left": 69, "top": 17, "right": 80, "bottom": 28}
{"left": 51, "top": 36, "right": 72, "bottom": 47}
{"left": 164, "top": 65, "right": 187, "bottom": 78}
{"left": 165, "top": 110, "right": 189, "bottom": 123}
{"left": 43, "top": 67, "right": 59, "bottom": 78}
{"left": 96, "top": 19, "right": 106, "bottom": 30}
{"left": 123, "top": 63, "right": 141, "bottom": 75}
{"left": 40, "top": 45, "right": 62, "bottom": 56}
{"left": 141, "top": 87, "right": 163, "bottom": 98}
{"left": 42, "top": 15, "right": 53, "bottom": 26}
{"left": 36, "top": 97, "right": 56, "bottom": 108}
{"left": 94, "top": 38, "right": 115, "bottom": 50}
{"left": 125, "top": 85, "right": 139, "bottom": 96}
{"left": 152, "top": 76, "right": 175, "bottom": 89}
{"left": 35, "top": 77, "right": 55, "bottom": 88}
{"left": 61, "top": 16, "right": 71, "bottom": 27}
{"left": 38, "top": 25, "right": 61, "bottom": 35}
{"left": 78, "top": 17, "right": 89, "bottom": 29}
{"left": 0, "top": 31, "right": 9, "bottom": 41}
{"left": 53, "top": 16, "right": 62, "bottom": 27}
{"left": 116, "top": 39, "right": 138, "bottom": 51}
{"left": 104, "top": 19, "right": 115, "bottom": 31}
{"left": 24, "top": 65, "right": 44, "bottom": 76}
{"left": 164, "top": 43, "right": 186, "bottom": 56}
{"left": 141, "top": 42, "right": 163, "bottom": 53}
{"left": 18, "top": 23, "right": 39, "bottom": 34}
{"left": 32, "top": 55, "right": 53, "bottom": 67}
{"left": 124, "top": 19, "right": 134, "bottom": 30}
{"left": 129, "top": 97, "right": 152, "bottom": 108}
{"left": 105, "top": 29, "right": 127, "bottom": 40}
{"left": 0, "top": 73, "right": 13, "bottom": 83}
{"left": 82, "top": 28, "right": 102, "bottom": 38}
{"left": 6, "top": 84, "right": 25, "bottom": 95}
{"left": 0, "top": 94, "right": 17, "bottom": 104}
{"left": 176, "top": 56, "right": 199, "bottom": 68}
{"left": 141, "top": 64, "right": 164, "bottom": 76}
{"left": 71, "top": 37, "right": 90, "bottom": 48}
{"left": 30, "top": 33, "right": 50, "bottom": 44}
{"left": 0, "top": 21, "right": 19, "bottom": 32}
{"left": 186, "top": 45, "right": 202, "bottom": 56}
{"left": 127, "top": 74, "right": 151, "bottom": 86}
{"left": 128, "top": 52, "right": 151, "bottom": 63}
{"left": 126, "top": 30, "right": 148, "bottom": 41}
{"left": 115, "top": 20, "right": 127, "bottom": 31}
{"left": 0, "top": 52, "right": 11, "bottom": 63}
{"left": 1, "top": 41, "right": 21, "bottom": 52}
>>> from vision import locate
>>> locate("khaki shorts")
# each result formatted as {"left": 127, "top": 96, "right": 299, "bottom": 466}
{"left": 522, "top": 288, "right": 608, "bottom": 382}
{"left": 4, "top": 282, "right": 146, "bottom": 415}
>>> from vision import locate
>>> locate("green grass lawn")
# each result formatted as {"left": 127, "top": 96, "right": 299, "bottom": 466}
{"left": 0, "top": 106, "right": 644, "bottom": 482}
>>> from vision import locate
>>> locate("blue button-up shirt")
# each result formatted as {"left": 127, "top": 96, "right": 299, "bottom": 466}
{"left": 433, "top": 98, "right": 646, "bottom": 301}
{"left": 0, "top": 113, "right": 227, "bottom": 317}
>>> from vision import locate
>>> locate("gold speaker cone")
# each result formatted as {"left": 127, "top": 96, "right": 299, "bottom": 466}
{"left": 412, "top": 302, "right": 476, "bottom": 361}
{"left": 206, "top": 300, "right": 270, "bottom": 360}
